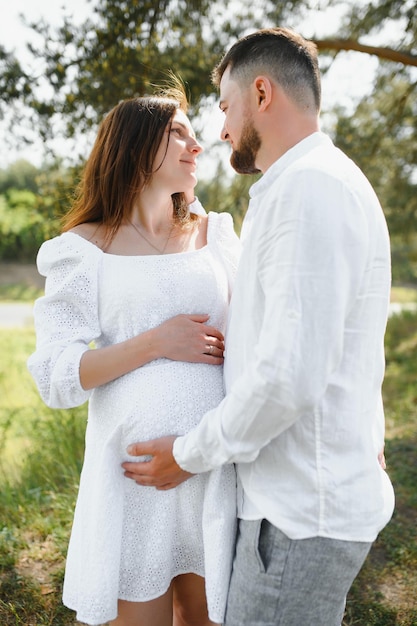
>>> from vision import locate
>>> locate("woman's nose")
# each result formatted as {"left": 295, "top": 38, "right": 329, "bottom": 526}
{"left": 189, "top": 138, "right": 203, "bottom": 154}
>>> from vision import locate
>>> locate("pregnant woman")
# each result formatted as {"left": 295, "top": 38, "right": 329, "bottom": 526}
{"left": 28, "top": 85, "right": 239, "bottom": 626}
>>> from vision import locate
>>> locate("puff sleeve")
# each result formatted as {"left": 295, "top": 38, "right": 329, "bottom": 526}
{"left": 208, "top": 211, "right": 241, "bottom": 298}
{"left": 27, "top": 234, "right": 102, "bottom": 409}
{"left": 189, "top": 197, "right": 207, "bottom": 216}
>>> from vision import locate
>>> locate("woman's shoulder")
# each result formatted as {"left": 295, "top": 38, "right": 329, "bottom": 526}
{"left": 37, "top": 225, "right": 103, "bottom": 276}
{"left": 69, "top": 222, "right": 107, "bottom": 250}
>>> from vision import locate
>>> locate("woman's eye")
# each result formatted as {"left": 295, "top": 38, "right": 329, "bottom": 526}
{"left": 171, "top": 127, "right": 182, "bottom": 135}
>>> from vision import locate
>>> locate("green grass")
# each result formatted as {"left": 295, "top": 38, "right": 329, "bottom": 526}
{"left": 1, "top": 307, "right": 417, "bottom": 624}
{"left": 390, "top": 285, "right": 417, "bottom": 305}
{"left": 343, "top": 309, "right": 417, "bottom": 626}
{"left": 0, "top": 328, "right": 87, "bottom": 625}
{"left": 0, "top": 283, "right": 43, "bottom": 302}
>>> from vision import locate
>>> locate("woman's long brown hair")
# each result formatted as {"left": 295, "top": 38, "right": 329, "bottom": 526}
{"left": 62, "top": 87, "right": 196, "bottom": 242}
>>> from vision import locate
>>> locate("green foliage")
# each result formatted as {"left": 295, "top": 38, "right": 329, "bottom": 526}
{"left": 0, "top": 195, "right": 49, "bottom": 262}
{"left": 1, "top": 0, "right": 414, "bottom": 152}
{"left": 0, "top": 160, "right": 39, "bottom": 194}
{"left": 32, "top": 161, "right": 79, "bottom": 237}
{"left": 196, "top": 163, "right": 259, "bottom": 233}
{"left": 0, "top": 0, "right": 416, "bottom": 266}
{"left": 333, "top": 66, "right": 417, "bottom": 245}
{"left": 0, "top": 160, "right": 76, "bottom": 261}
{"left": 0, "top": 192, "right": 45, "bottom": 261}
{"left": 332, "top": 61, "right": 417, "bottom": 282}
{"left": 2, "top": 0, "right": 301, "bottom": 144}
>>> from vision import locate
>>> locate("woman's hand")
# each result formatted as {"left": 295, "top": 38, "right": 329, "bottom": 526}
{"left": 79, "top": 314, "right": 224, "bottom": 391}
{"left": 153, "top": 314, "right": 224, "bottom": 364}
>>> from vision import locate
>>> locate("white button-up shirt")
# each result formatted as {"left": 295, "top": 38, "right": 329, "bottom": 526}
{"left": 174, "top": 132, "right": 395, "bottom": 541}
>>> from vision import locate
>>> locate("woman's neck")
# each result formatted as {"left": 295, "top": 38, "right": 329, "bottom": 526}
{"left": 130, "top": 189, "right": 174, "bottom": 234}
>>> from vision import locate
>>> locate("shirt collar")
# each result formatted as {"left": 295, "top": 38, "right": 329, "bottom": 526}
{"left": 249, "top": 132, "right": 333, "bottom": 199}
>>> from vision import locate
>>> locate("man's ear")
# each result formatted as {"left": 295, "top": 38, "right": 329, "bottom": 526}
{"left": 254, "top": 76, "right": 273, "bottom": 111}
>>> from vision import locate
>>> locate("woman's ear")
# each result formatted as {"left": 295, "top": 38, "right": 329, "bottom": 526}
{"left": 254, "top": 76, "right": 273, "bottom": 111}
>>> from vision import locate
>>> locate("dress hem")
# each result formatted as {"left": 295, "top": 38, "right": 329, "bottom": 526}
{"left": 65, "top": 567, "right": 225, "bottom": 625}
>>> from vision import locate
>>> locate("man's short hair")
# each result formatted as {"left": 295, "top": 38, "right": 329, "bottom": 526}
{"left": 212, "top": 27, "right": 321, "bottom": 112}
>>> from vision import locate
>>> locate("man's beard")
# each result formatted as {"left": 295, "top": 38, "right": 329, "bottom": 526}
{"left": 230, "top": 119, "right": 262, "bottom": 175}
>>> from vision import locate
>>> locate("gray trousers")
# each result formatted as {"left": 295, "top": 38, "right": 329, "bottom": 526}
{"left": 224, "top": 519, "right": 372, "bottom": 626}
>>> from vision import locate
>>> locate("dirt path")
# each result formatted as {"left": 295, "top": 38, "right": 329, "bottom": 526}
{"left": 0, "top": 262, "right": 44, "bottom": 288}
{"left": 0, "top": 302, "right": 34, "bottom": 327}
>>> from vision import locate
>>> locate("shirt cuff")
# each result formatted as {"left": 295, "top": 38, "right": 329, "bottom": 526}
{"left": 173, "top": 433, "right": 214, "bottom": 474}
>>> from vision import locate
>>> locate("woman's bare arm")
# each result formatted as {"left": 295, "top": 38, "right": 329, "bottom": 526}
{"left": 79, "top": 313, "right": 224, "bottom": 390}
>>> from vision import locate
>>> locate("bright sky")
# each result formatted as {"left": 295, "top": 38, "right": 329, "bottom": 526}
{"left": 0, "top": 0, "right": 379, "bottom": 175}
{"left": 0, "top": 0, "right": 92, "bottom": 51}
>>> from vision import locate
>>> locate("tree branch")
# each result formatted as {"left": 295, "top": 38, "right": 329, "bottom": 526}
{"left": 314, "top": 39, "right": 417, "bottom": 67}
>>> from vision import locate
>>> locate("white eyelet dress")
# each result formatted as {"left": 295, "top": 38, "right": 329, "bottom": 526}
{"left": 27, "top": 211, "right": 240, "bottom": 625}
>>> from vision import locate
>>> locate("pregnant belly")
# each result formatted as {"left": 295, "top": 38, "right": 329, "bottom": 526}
{"left": 91, "top": 360, "right": 225, "bottom": 460}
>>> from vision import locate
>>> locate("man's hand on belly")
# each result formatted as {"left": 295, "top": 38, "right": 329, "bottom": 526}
{"left": 122, "top": 435, "right": 193, "bottom": 490}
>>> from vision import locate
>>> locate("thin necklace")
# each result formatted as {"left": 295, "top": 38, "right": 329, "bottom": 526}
{"left": 129, "top": 219, "right": 175, "bottom": 254}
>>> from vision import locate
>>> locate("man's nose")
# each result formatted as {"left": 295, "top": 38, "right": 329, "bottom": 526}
{"left": 220, "top": 124, "right": 229, "bottom": 142}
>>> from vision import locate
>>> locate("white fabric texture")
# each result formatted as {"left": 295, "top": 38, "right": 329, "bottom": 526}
{"left": 28, "top": 210, "right": 239, "bottom": 625}
{"left": 174, "top": 132, "right": 395, "bottom": 543}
